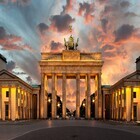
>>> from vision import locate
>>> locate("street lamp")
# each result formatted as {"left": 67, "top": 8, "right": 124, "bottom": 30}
{"left": 92, "top": 99, "right": 95, "bottom": 103}
{"left": 48, "top": 98, "right": 51, "bottom": 103}
{"left": 57, "top": 102, "right": 61, "bottom": 108}
{"left": 83, "top": 103, "right": 85, "bottom": 107}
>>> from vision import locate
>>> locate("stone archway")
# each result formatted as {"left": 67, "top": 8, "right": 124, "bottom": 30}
{"left": 39, "top": 50, "right": 103, "bottom": 119}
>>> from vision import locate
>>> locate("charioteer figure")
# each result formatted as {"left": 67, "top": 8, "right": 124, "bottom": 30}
{"left": 64, "top": 26, "right": 79, "bottom": 50}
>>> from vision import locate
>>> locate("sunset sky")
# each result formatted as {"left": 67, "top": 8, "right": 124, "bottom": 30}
{"left": 0, "top": 0, "right": 140, "bottom": 110}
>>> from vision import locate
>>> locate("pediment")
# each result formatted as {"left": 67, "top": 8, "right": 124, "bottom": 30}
{"left": 0, "top": 70, "right": 17, "bottom": 79}
{"left": 125, "top": 71, "right": 140, "bottom": 80}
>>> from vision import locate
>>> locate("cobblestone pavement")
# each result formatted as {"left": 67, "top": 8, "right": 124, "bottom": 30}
{"left": 0, "top": 120, "right": 140, "bottom": 140}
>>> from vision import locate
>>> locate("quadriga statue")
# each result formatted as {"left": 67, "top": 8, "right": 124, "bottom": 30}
{"left": 64, "top": 35, "right": 79, "bottom": 50}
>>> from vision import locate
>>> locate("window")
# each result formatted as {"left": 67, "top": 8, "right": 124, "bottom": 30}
{"left": 133, "top": 105, "right": 137, "bottom": 120}
{"left": 133, "top": 92, "right": 136, "bottom": 98}
{"left": 6, "top": 91, "right": 9, "bottom": 98}
{"left": 5, "top": 104, "right": 9, "bottom": 117}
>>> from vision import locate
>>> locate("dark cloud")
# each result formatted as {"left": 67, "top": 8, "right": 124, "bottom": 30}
{"left": 104, "top": 5, "right": 113, "bottom": 14}
{"left": 61, "top": 0, "right": 73, "bottom": 14}
{"left": 50, "top": 41, "right": 63, "bottom": 51}
{"left": 13, "top": 52, "right": 40, "bottom": 82}
{"left": 26, "top": 75, "right": 32, "bottom": 84}
{"left": 0, "top": 27, "right": 6, "bottom": 39}
{"left": 102, "top": 44, "right": 115, "bottom": 52}
{"left": 103, "top": 52, "right": 115, "bottom": 59}
{"left": 50, "top": 14, "right": 75, "bottom": 32}
{"left": 6, "top": 61, "right": 16, "bottom": 72}
{"left": 101, "top": 44, "right": 115, "bottom": 59}
{"left": 101, "top": 18, "right": 108, "bottom": 33}
{"left": 37, "top": 23, "right": 49, "bottom": 35}
{"left": 78, "top": 2, "right": 94, "bottom": 23}
{"left": 120, "top": 1, "right": 130, "bottom": 8}
{"left": 13, "top": 71, "right": 26, "bottom": 75}
{"left": 116, "top": 46, "right": 127, "bottom": 57}
{"left": 1, "top": 44, "right": 24, "bottom": 51}
{"left": 114, "top": 24, "right": 134, "bottom": 42}
{"left": 124, "top": 12, "right": 137, "bottom": 17}
{"left": 0, "top": 27, "right": 33, "bottom": 51}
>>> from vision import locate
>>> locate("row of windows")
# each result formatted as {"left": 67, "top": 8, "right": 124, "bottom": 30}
{"left": 5, "top": 91, "right": 28, "bottom": 98}
{"left": 114, "top": 92, "right": 137, "bottom": 99}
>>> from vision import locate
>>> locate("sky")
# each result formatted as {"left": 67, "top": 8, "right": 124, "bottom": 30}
{"left": 0, "top": 0, "right": 140, "bottom": 110}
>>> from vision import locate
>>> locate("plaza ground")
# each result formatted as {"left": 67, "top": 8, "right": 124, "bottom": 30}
{"left": 0, "top": 120, "right": 140, "bottom": 140}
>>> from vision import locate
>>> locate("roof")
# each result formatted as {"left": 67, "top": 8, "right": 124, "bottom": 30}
{"left": 0, "top": 54, "right": 7, "bottom": 63}
{"left": 32, "top": 85, "right": 40, "bottom": 88}
{"left": 0, "top": 69, "right": 33, "bottom": 90}
{"left": 110, "top": 70, "right": 140, "bottom": 90}
{"left": 102, "top": 85, "right": 111, "bottom": 88}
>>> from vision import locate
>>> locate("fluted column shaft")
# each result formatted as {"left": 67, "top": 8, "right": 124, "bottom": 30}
{"left": 62, "top": 74, "right": 66, "bottom": 119}
{"left": 9, "top": 87, "right": 12, "bottom": 120}
{"left": 16, "top": 87, "right": 18, "bottom": 119}
{"left": 86, "top": 74, "right": 91, "bottom": 119}
{"left": 40, "top": 73, "right": 45, "bottom": 118}
{"left": 52, "top": 74, "right": 57, "bottom": 119}
{"left": 76, "top": 74, "right": 80, "bottom": 118}
{"left": 44, "top": 75, "right": 48, "bottom": 119}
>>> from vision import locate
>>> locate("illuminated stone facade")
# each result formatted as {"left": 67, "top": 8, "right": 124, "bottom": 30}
{"left": 0, "top": 52, "right": 139, "bottom": 121}
{"left": 39, "top": 50, "right": 104, "bottom": 119}
{"left": 0, "top": 69, "right": 40, "bottom": 121}
{"left": 109, "top": 57, "right": 140, "bottom": 121}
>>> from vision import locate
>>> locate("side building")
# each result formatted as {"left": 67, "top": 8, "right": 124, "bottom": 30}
{"left": 110, "top": 56, "right": 140, "bottom": 121}
{"left": 0, "top": 54, "right": 40, "bottom": 121}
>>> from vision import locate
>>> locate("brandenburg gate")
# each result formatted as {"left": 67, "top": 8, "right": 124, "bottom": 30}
{"left": 39, "top": 33, "right": 104, "bottom": 119}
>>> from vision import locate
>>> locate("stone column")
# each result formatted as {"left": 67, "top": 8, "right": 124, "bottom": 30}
{"left": 111, "top": 91, "right": 114, "bottom": 119}
{"left": 86, "top": 74, "right": 91, "bottom": 119}
{"left": 40, "top": 73, "right": 45, "bottom": 119}
{"left": 26, "top": 90, "right": 30, "bottom": 119}
{"left": 124, "top": 87, "right": 126, "bottom": 119}
{"left": 125, "top": 87, "right": 132, "bottom": 121}
{"left": 25, "top": 91, "right": 28, "bottom": 119}
{"left": 37, "top": 91, "right": 40, "bottom": 119}
{"left": 95, "top": 72, "right": 102, "bottom": 119}
{"left": 23, "top": 90, "right": 26, "bottom": 119}
{"left": 9, "top": 87, "right": 12, "bottom": 120}
{"left": 131, "top": 87, "right": 133, "bottom": 121}
{"left": 0, "top": 87, "right": 2, "bottom": 119}
{"left": 120, "top": 88, "right": 123, "bottom": 120}
{"left": 102, "top": 91, "right": 105, "bottom": 120}
{"left": 52, "top": 74, "right": 57, "bottom": 119}
{"left": 44, "top": 75, "right": 48, "bottom": 119}
{"left": 19, "top": 88, "right": 22, "bottom": 119}
{"left": 76, "top": 74, "right": 80, "bottom": 119}
{"left": 62, "top": 73, "right": 66, "bottom": 119}
{"left": 29, "top": 93, "right": 32, "bottom": 119}
{"left": 95, "top": 75, "right": 98, "bottom": 119}
{"left": 98, "top": 72, "right": 102, "bottom": 119}
{"left": 116, "top": 90, "right": 118, "bottom": 119}
{"left": 16, "top": 87, "right": 18, "bottom": 119}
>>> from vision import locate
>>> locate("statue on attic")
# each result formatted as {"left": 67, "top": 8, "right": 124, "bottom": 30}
{"left": 64, "top": 26, "right": 79, "bottom": 50}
